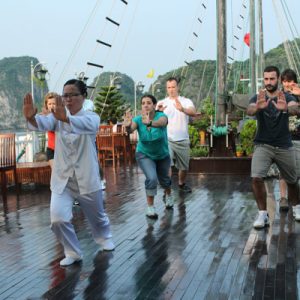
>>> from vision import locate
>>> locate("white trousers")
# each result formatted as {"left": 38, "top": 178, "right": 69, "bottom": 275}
{"left": 50, "top": 176, "right": 112, "bottom": 258}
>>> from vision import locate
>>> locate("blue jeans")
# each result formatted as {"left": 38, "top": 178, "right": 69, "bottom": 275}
{"left": 136, "top": 152, "right": 171, "bottom": 197}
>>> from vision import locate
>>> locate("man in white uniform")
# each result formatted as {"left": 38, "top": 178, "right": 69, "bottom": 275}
{"left": 23, "top": 79, "right": 114, "bottom": 266}
{"left": 157, "top": 77, "right": 196, "bottom": 192}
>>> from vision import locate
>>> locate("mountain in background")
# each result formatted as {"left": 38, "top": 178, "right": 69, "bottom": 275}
{"left": 92, "top": 39, "right": 300, "bottom": 111}
{"left": 1, "top": 39, "right": 299, "bottom": 129}
{"left": 0, "top": 56, "right": 48, "bottom": 130}
{"left": 152, "top": 38, "right": 300, "bottom": 109}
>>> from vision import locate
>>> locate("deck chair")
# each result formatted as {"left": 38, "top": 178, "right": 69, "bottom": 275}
{"left": 99, "top": 125, "right": 113, "bottom": 136}
{"left": 113, "top": 133, "right": 132, "bottom": 165}
{"left": 0, "top": 133, "right": 19, "bottom": 203}
{"left": 96, "top": 134, "right": 116, "bottom": 168}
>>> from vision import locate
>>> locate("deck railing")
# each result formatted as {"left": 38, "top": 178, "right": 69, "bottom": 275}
{"left": 15, "top": 132, "right": 47, "bottom": 163}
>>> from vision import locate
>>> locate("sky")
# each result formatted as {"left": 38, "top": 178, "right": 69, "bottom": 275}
{"left": 1, "top": 0, "right": 300, "bottom": 93}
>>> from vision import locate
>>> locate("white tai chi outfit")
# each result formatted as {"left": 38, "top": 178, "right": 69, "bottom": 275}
{"left": 28, "top": 108, "right": 112, "bottom": 259}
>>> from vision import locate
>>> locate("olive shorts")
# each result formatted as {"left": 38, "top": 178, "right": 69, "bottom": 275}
{"left": 168, "top": 140, "right": 190, "bottom": 171}
{"left": 251, "top": 144, "right": 297, "bottom": 184}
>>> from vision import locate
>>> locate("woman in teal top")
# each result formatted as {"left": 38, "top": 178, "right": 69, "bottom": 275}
{"left": 124, "top": 94, "right": 174, "bottom": 218}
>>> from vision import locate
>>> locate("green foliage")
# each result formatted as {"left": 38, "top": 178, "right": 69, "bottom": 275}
{"left": 189, "top": 124, "right": 210, "bottom": 157}
{"left": 200, "top": 97, "right": 215, "bottom": 116}
{"left": 240, "top": 119, "right": 257, "bottom": 156}
{"left": 192, "top": 97, "right": 214, "bottom": 131}
{"left": 192, "top": 118, "right": 210, "bottom": 131}
{"left": 188, "top": 125, "right": 200, "bottom": 148}
{"left": 235, "top": 144, "right": 243, "bottom": 152}
{"left": 230, "top": 120, "right": 239, "bottom": 134}
{"left": 94, "top": 86, "right": 129, "bottom": 123}
{"left": 91, "top": 72, "right": 144, "bottom": 110}
{"left": 190, "top": 145, "right": 209, "bottom": 157}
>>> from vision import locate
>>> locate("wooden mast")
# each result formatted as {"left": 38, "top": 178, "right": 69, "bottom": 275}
{"left": 216, "top": 0, "right": 227, "bottom": 126}
{"left": 249, "top": 0, "right": 256, "bottom": 94}
{"left": 212, "top": 0, "right": 234, "bottom": 157}
{"left": 258, "top": 0, "right": 264, "bottom": 85}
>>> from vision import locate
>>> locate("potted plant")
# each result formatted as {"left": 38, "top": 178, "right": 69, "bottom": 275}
{"left": 240, "top": 119, "right": 257, "bottom": 156}
{"left": 188, "top": 125, "right": 200, "bottom": 149}
{"left": 192, "top": 117, "right": 210, "bottom": 145}
{"left": 235, "top": 144, "right": 244, "bottom": 157}
{"left": 190, "top": 145, "right": 209, "bottom": 157}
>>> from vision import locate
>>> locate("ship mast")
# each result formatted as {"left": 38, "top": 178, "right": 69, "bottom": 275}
{"left": 216, "top": 0, "right": 227, "bottom": 126}
{"left": 249, "top": 0, "right": 256, "bottom": 93}
{"left": 258, "top": 0, "right": 264, "bottom": 88}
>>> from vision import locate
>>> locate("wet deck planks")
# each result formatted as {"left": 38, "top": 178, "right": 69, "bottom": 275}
{"left": 0, "top": 167, "right": 299, "bottom": 299}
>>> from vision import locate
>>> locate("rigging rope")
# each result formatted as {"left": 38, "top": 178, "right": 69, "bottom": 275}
{"left": 89, "top": 0, "right": 131, "bottom": 100}
{"left": 206, "top": 71, "right": 216, "bottom": 99}
{"left": 172, "top": 1, "right": 208, "bottom": 90}
{"left": 196, "top": 60, "right": 208, "bottom": 105}
{"left": 272, "top": 0, "right": 298, "bottom": 75}
{"left": 54, "top": 0, "right": 103, "bottom": 91}
{"left": 93, "top": 0, "right": 141, "bottom": 118}
{"left": 171, "top": 1, "right": 204, "bottom": 81}
{"left": 211, "top": 124, "right": 228, "bottom": 136}
{"left": 279, "top": 0, "right": 300, "bottom": 75}
{"left": 227, "top": 0, "right": 248, "bottom": 84}
{"left": 281, "top": 0, "right": 300, "bottom": 37}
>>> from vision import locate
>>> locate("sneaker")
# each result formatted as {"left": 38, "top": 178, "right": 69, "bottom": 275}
{"left": 294, "top": 205, "right": 300, "bottom": 221}
{"left": 60, "top": 256, "right": 82, "bottom": 267}
{"left": 95, "top": 238, "right": 115, "bottom": 255}
{"left": 292, "top": 206, "right": 296, "bottom": 217}
{"left": 165, "top": 194, "right": 174, "bottom": 209}
{"left": 101, "top": 180, "right": 106, "bottom": 190}
{"left": 279, "top": 197, "right": 289, "bottom": 211}
{"left": 146, "top": 206, "right": 158, "bottom": 219}
{"left": 97, "top": 238, "right": 115, "bottom": 251}
{"left": 103, "top": 238, "right": 115, "bottom": 251}
{"left": 179, "top": 183, "right": 192, "bottom": 193}
{"left": 253, "top": 211, "right": 270, "bottom": 229}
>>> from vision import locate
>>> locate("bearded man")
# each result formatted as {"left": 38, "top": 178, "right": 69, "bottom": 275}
{"left": 247, "top": 65, "right": 300, "bottom": 228}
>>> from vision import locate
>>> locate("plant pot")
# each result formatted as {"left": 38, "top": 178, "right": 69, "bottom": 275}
{"left": 236, "top": 151, "right": 243, "bottom": 157}
{"left": 199, "top": 130, "right": 206, "bottom": 145}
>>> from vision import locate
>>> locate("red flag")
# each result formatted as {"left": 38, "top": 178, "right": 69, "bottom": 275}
{"left": 244, "top": 33, "right": 250, "bottom": 47}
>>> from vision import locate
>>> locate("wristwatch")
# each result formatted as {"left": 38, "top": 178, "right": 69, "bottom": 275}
{"left": 147, "top": 120, "right": 152, "bottom": 127}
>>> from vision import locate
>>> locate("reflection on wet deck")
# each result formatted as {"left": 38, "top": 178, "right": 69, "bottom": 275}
{"left": 0, "top": 166, "right": 299, "bottom": 299}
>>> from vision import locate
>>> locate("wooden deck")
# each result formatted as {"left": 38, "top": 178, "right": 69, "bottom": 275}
{"left": 0, "top": 166, "right": 299, "bottom": 299}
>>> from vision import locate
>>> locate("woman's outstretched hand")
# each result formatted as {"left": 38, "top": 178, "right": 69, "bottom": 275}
{"left": 23, "top": 93, "right": 37, "bottom": 120}
{"left": 123, "top": 110, "right": 133, "bottom": 127}
{"left": 23, "top": 93, "right": 38, "bottom": 127}
{"left": 51, "top": 95, "right": 68, "bottom": 122}
{"left": 141, "top": 112, "right": 150, "bottom": 125}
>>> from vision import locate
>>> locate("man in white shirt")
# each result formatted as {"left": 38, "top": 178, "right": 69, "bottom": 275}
{"left": 157, "top": 77, "right": 196, "bottom": 192}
